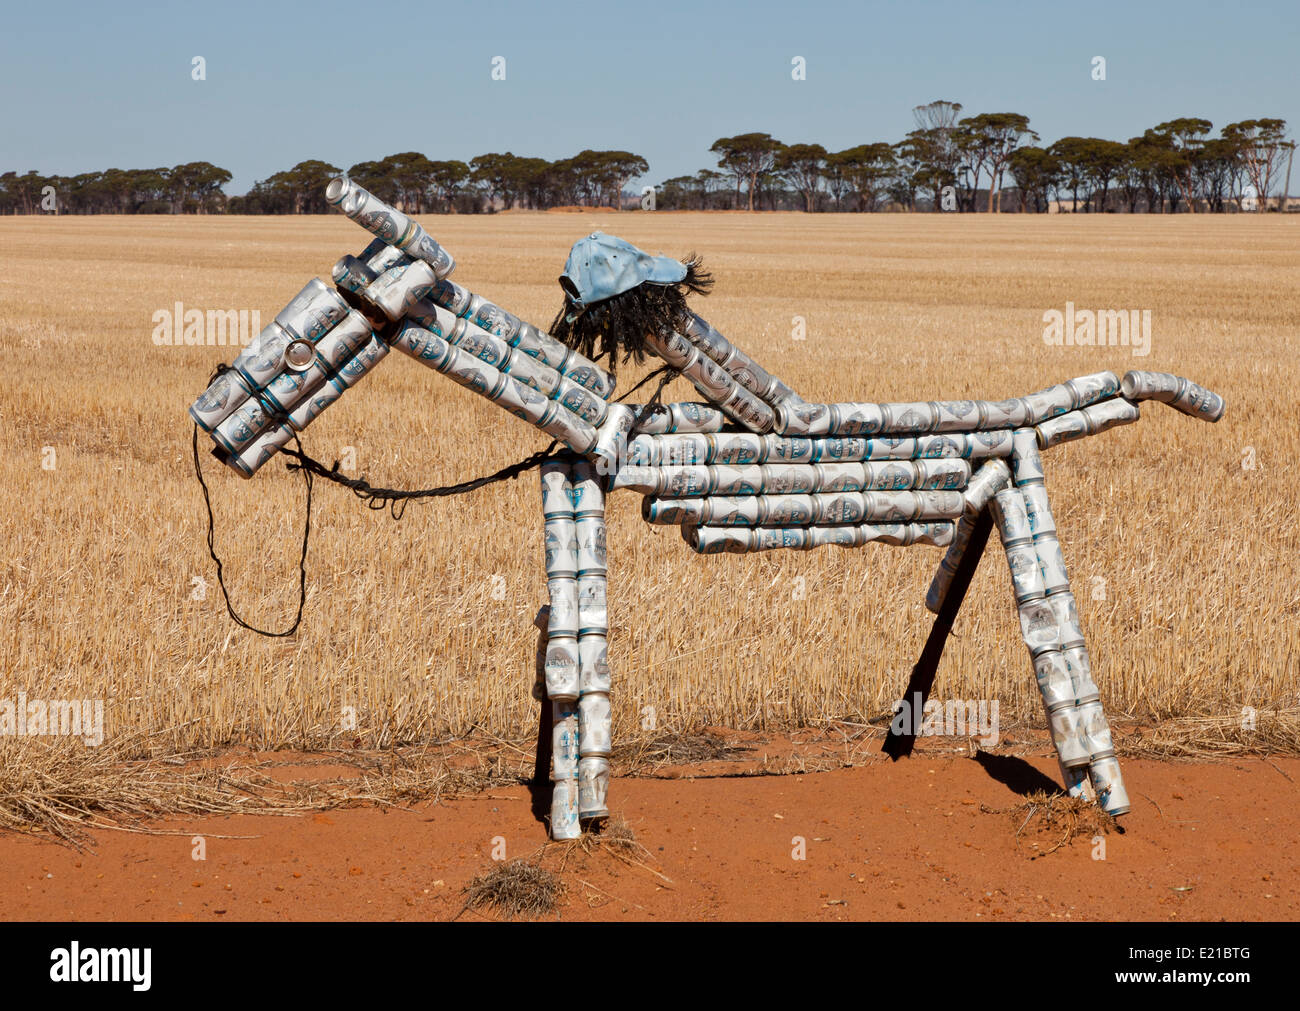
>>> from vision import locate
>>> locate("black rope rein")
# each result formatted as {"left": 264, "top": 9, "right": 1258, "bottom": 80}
{"left": 194, "top": 357, "right": 680, "bottom": 638}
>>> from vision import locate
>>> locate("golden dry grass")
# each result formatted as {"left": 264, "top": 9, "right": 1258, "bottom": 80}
{"left": 1, "top": 211, "right": 1297, "bottom": 806}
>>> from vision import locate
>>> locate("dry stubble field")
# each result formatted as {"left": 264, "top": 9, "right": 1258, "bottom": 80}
{"left": 1, "top": 212, "right": 1297, "bottom": 829}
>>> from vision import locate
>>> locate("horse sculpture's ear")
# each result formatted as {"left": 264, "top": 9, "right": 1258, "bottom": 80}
{"left": 549, "top": 251, "right": 712, "bottom": 375}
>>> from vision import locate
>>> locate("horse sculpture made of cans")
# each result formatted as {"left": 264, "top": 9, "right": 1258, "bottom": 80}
{"left": 188, "top": 177, "right": 1226, "bottom": 839}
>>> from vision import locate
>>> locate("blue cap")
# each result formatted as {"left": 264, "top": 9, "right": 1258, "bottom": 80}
{"left": 560, "top": 232, "right": 687, "bottom": 318}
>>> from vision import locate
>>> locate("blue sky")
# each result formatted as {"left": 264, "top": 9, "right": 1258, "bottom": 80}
{"left": 2, "top": 0, "right": 1294, "bottom": 194}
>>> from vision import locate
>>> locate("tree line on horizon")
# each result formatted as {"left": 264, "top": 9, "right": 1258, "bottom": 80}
{"left": 2, "top": 104, "right": 1293, "bottom": 215}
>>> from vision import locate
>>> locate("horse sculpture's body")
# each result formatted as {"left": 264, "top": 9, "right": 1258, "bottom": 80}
{"left": 189, "top": 178, "right": 1225, "bottom": 840}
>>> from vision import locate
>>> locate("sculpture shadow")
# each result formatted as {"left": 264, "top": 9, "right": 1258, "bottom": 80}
{"left": 971, "top": 750, "right": 1064, "bottom": 798}
{"left": 529, "top": 701, "right": 552, "bottom": 823}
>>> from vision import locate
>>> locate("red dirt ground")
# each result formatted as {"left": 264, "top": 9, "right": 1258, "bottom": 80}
{"left": 2, "top": 743, "right": 1296, "bottom": 922}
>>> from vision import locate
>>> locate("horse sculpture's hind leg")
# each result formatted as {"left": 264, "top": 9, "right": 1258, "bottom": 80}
{"left": 539, "top": 456, "right": 612, "bottom": 839}
{"left": 993, "top": 429, "right": 1131, "bottom": 815}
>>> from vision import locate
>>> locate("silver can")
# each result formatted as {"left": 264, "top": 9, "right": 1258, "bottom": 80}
{"left": 1085, "top": 397, "right": 1140, "bottom": 436}
{"left": 449, "top": 318, "right": 511, "bottom": 369}
{"left": 672, "top": 401, "right": 728, "bottom": 433}
{"left": 578, "top": 756, "right": 611, "bottom": 820}
{"left": 492, "top": 374, "right": 550, "bottom": 425}
{"left": 539, "top": 460, "right": 574, "bottom": 518}
{"left": 577, "top": 574, "right": 607, "bottom": 633}
{"left": 1119, "top": 370, "right": 1182, "bottom": 402}
{"left": 1035, "top": 410, "right": 1091, "bottom": 449}
{"left": 1005, "top": 541, "right": 1047, "bottom": 603}
{"left": 1009, "top": 429, "right": 1044, "bottom": 485}
{"left": 577, "top": 693, "right": 612, "bottom": 756}
{"left": 226, "top": 420, "right": 295, "bottom": 479}
{"left": 1034, "top": 534, "right": 1070, "bottom": 595}
{"left": 1077, "top": 700, "right": 1116, "bottom": 758}
{"left": 980, "top": 398, "right": 1029, "bottom": 429}
{"left": 710, "top": 433, "right": 765, "bottom": 466}
{"left": 550, "top": 778, "right": 581, "bottom": 840}
{"left": 331, "top": 253, "right": 372, "bottom": 293}
{"left": 428, "top": 276, "right": 473, "bottom": 317}
{"left": 570, "top": 460, "right": 604, "bottom": 517}
{"left": 925, "top": 515, "right": 974, "bottom": 613}
{"left": 774, "top": 400, "right": 831, "bottom": 437}
{"left": 990, "top": 487, "right": 1032, "bottom": 544}
{"left": 557, "top": 380, "right": 610, "bottom": 428}
{"left": 916, "top": 458, "right": 971, "bottom": 490}
{"left": 880, "top": 401, "right": 937, "bottom": 434}
{"left": 1020, "top": 483, "right": 1056, "bottom": 537}
{"left": 366, "top": 242, "right": 410, "bottom": 274}
{"left": 389, "top": 321, "right": 452, "bottom": 371}
{"left": 274, "top": 278, "right": 349, "bottom": 343}
{"left": 333, "top": 335, "right": 389, "bottom": 389}
{"left": 1046, "top": 703, "right": 1091, "bottom": 768}
{"left": 544, "top": 636, "right": 581, "bottom": 701}
{"left": 968, "top": 429, "right": 1015, "bottom": 458}
{"left": 513, "top": 323, "right": 579, "bottom": 378}
{"left": 591, "top": 403, "right": 636, "bottom": 476}
{"left": 817, "top": 461, "right": 866, "bottom": 492}
{"left": 234, "top": 322, "right": 293, "bottom": 390}
{"left": 189, "top": 368, "right": 254, "bottom": 432}
{"left": 547, "top": 576, "right": 579, "bottom": 637}
{"left": 326, "top": 176, "right": 414, "bottom": 247}
{"left": 609, "top": 465, "right": 662, "bottom": 495}
{"left": 1087, "top": 755, "right": 1131, "bottom": 815}
{"left": 300, "top": 311, "right": 376, "bottom": 376}
{"left": 365, "top": 260, "right": 437, "bottom": 321}
{"left": 578, "top": 634, "right": 611, "bottom": 695}
{"left": 762, "top": 494, "right": 816, "bottom": 526}
{"left": 261, "top": 363, "right": 328, "bottom": 415}
{"left": 963, "top": 458, "right": 1011, "bottom": 514}
{"left": 642, "top": 498, "right": 698, "bottom": 526}
{"left": 575, "top": 520, "right": 607, "bottom": 577}
{"left": 711, "top": 464, "right": 764, "bottom": 496}
{"left": 286, "top": 376, "right": 346, "bottom": 432}
{"left": 1017, "top": 597, "right": 1061, "bottom": 656}
{"left": 501, "top": 349, "right": 561, "bottom": 398}
{"left": 1034, "top": 650, "right": 1076, "bottom": 711}
{"left": 544, "top": 516, "right": 578, "bottom": 576}
{"left": 1061, "top": 644, "right": 1101, "bottom": 704}
{"left": 397, "top": 221, "right": 455, "bottom": 279}
{"left": 536, "top": 401, "right": 599, "bottom": 457}
{"left": 662, "top": 465, "right": 713, "bottom": 498}
{"left": 1168, "top": 379, "right": 1225, "bottom": 423}
{"left": 1047, "top": 590, "right": 1085, "bottom": 649}
{"left": 932, "top": 400, "right": 983, "bottom": 432}
{"left": 909, "top": 522, "right": 954, "bottom": 547}
{"left": 212, "top": 394, "right": 276, "bottom": 456}
{"left": 1021, "top": 382, "right": 1076, "bottom": 424}
{"left": 653, "top": 433, "right": 706, "bottom": 467}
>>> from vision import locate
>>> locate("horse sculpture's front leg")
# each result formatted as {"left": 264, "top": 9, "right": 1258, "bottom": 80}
{"left": 988, "top": 429, "right": 1130, "bottom": 813}
{"left": 540, "top": 457, "right": 612, "bottom": 838}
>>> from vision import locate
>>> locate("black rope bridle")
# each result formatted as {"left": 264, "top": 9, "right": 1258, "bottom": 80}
{"left": 193, "top": 356, "right": 680, "bottom": 638}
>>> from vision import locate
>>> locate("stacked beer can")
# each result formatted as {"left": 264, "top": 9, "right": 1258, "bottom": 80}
{"left": 188, "top": 279, "right": 389, "bottom": 477}
{"left": 539, "top": 458, "right": 611, "bottom": 838}
{"left": 644, "top": 313, "right": 806, "bottom": 435}
{"left": 924, "top": 459, "right": 1011, "bottom": 612}
{"left": 1002, "top": 431, "right": 1129, "bottom": 813}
